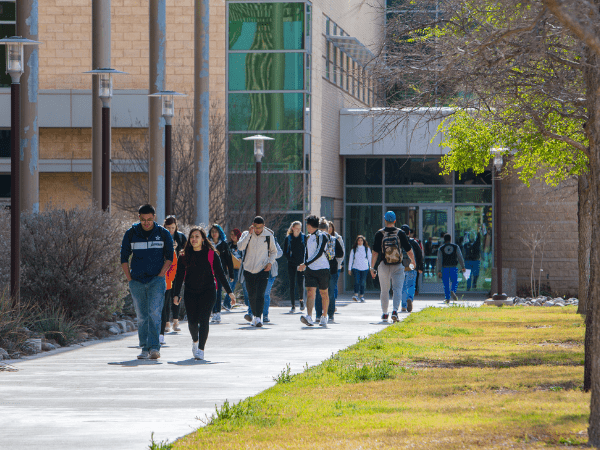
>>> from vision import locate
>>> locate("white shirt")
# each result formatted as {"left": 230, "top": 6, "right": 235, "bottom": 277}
{"left": 304, "top": 231, "right": 330, "bottom": 271}
{"left": 348, "top": 245, "right": 372, "bottom": 271}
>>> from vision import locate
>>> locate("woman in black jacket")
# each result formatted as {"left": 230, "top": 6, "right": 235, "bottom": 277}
{"left": 283, "top": 220, "right": 306, "bottom": 313}
{"left": 173, "top": 227, "right": 235, "bottom": 360}
{"left": 208, "top": 224, "right": 234, "bottom": 323}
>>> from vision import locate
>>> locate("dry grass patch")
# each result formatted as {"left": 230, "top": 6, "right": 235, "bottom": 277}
{"left": 173, "top": 306, "right": 588, "bottom": 449}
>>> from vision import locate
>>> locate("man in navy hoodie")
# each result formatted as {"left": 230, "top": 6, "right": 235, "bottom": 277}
{"left": 121, "top": 204, "right": 173, "bottom": 360}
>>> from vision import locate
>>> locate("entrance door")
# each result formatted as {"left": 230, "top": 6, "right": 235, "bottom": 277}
{"left": 420, "top": 207, "right": 452, "bottom": 293}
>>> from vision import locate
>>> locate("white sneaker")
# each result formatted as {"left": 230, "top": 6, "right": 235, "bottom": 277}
{"left": 360, "top": 297, "right": 366, "bottom": 303}
{"left": 159, "top": 334, "right": 165, "bottom": 345}
{"left": 165, "top": 322, "right": 171, "bottom": 333}
{"left": 196, "top": 348, "right": 204, "bottom": 360}
{"left": 137, "top": 350, "right": 149, "bottom": 360}
{"left": 250, "top": 317, "right": 257, "bottom": 327}
{"left": 289, "top": 307, "right": 296, "bottom": 314}
{"left": 319, "top": 315, "right": 328, "bottom": 327}
{"left": 213, "top": 312, "right": 221, "bottom": 323}
{"left": 352, "top": 294, "right": 359, "bottom": 302}
{"left": 255, "top": 317, "right": 263, "bottom": 328}
{"left": 192, "top": 342, "right": 199, "bottom": 359}
{"left": 300, "top": 315, "right": 314, "bottom": 326}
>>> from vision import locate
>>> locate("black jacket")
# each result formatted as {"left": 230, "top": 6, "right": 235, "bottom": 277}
{"left": 212, "top": 240, "right": 234, "bottom": 278}
{"left": 284, "top": 233, "right": 306, "bottom": 266}
{"left": 172, "top": 247, "right": 233, "bottom": 297}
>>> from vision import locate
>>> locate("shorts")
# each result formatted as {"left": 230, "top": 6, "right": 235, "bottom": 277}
{"left": 305, "top": 268, "right": 330, "bottom": 290}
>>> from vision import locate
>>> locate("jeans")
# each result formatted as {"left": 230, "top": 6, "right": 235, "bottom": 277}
{"left": 212, "top": 282, "right": 223, "bottom": 314}
{"left": 263, "top": 275, "right": 276, "bottom": 318}
{"left": 465, "top": 260, "right": 480, "bottom": 290}
{"left": 401, "top": 270, "right": 418, "bottom": 308}
{"left": 244, "top": 270, "right": 269, "bottom": 319}
{"left": 129, "top": 276, "right": 166, "bottom": 352}
{"left": 287, "top": 261, "right": 305, "bottom": 308}
{"left": 227, "top": 268, "right": 240, "bottom": 308}
{"left": 352, "top": 269, "right": 368, "bottom": 296}
{"left": 377, "top": 263, "right": 404, "bottom": 314}
{"left": 316, "top": 270, "right": 338, "bottom": 318}
{"left": 442, "top": 267, "right": 459, "bottom": 299}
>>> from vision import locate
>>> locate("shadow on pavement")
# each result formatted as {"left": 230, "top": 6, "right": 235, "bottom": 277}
{"left": 108, "top": 360, "right": 163, "bottom": 367}
{"left": 167, "top": 359, "right": 225, "bottom": 366}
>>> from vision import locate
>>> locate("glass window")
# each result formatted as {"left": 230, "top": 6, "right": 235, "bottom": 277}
{"left": 230, "top": 173, "right": 304, "bottom": 211}
{"left": 0, "top": 2, "right": 16, "bottom": 21}
{"left": 454, "top": 206, "right": 493, "bottom": 291}
{"left": 385, "top": 187, "right": 452, "bottom": 203}
{"left": 228, "top": 133, "right": 303, "bottom": 170}
{"left": 345, "top": 205, "right": 383, "bottom": 291}
{"left": 346, "top": 187, "right": 382, "bottom": 203}
{"left": 228, "top": 53, "right": 304, "bottom": 91}
{"left": 346, "top": 158, "right": 382, "bottom": 185}
{"left": 0, "top": 130, "right": 10, "bottom": 157}
{"left": 229, "top": 3, "right": 304, "bottom": 51}
{"left": 455, "top": 187, "right": 492, "bottom": 203}
{"left": 0, "top": 174, "right": 8, "bottom": 198}
{"left": 385, "top": 157, "right": 452, "bottom": 185}
{"left": 455, "top": 168, "right": 492, "bottom": 185}
{"left": 0, "top": 24, "right": 16, "bottom": 88}
{"left": 229, "top": 93, "right": 304, "bottom": 131}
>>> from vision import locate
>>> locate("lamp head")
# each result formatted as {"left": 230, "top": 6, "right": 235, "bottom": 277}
{"left": 0, "top": 36, "right": 41, "bottom": 83}
{"left": 83, "top": 68, "right": 127, "bottom": 107}
{"left": 243, "top": 135, "right": 274, "bottom": 163}
{"left": 148, "top": 91, "right": 186, "bottom": 124}
{"left": 490, "top": 147, "right": 507, "bottom": 171}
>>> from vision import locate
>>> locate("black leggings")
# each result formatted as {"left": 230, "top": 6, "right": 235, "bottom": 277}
{"left": 244, "top": 270, "right": 269, "bottom": 319}
{"left": 161, "top": 290, "right": 171, "bottom": 335}
{"left": 288, "top": 261, "right": 304, "bottom": 307}
{"left": 184, "top": 288, "right": 216, "bottom": 350}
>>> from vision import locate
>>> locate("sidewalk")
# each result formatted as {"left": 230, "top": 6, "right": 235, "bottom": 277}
{"left": 0, "top": 295, "right": 483, "bottom": 450}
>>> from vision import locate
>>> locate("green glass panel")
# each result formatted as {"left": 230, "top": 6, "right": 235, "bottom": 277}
{"left": 229, "top": 3, "right": 304, "bottom": 50}
{"left": 229, "top": 93, "right": 303, "bottom": 131}
{"left": 0, "top": 24, "right": 15, "bottom": 88}
{"left": 345, "top": 205, "right": 383, "bottom": 291}
{"left": 455, "top": 168, "right": 492, "bottom": 185}
{"left": 455, "top": 187, "right": 492, "bottom": 203}
{"left": 385, "top": 187, "right": 452, "bottom": 203}
{"left": 229, "top": 173, "right": 304, "bottom": 211}
{"left": 228, "top": 133, "right": 303, "bottom": 170}
{"left": 346, "top": 187, "right": 382, "bottom": 203}
{"left": 228, "top": 53, "right": 304, "bottom": 91}
{"left": 385, "top": 158, "right": 452, "bottom": 185}
{"left": 0, "top": 2, "right": 16, "bottom": 21}
{"left": 346, "top": 158, "right": 383, "bottom": 185}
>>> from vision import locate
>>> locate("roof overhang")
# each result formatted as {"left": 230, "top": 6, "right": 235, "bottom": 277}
{"left": 327, "top": 35, "right": 376, "bottom": 68}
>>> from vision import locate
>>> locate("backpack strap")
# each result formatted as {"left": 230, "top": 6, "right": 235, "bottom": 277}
{"left": 208, "top": 249, "right": 217, "bottom": 285}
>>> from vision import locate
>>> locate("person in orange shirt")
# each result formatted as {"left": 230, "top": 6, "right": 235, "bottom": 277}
{"left": 160, "top": 241, "right": 178, "bottom": 345}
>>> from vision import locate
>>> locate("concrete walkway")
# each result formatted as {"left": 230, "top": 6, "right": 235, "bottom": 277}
{"left": 0, "top": 295, "right": 482, "bottom": 450}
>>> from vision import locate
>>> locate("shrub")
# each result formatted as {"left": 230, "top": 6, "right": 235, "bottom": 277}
{"left": 32, "top": 306, "right": 81, "bottom": 346}
{"left": 0, "top": 289, "right": 34, "bottom": 356}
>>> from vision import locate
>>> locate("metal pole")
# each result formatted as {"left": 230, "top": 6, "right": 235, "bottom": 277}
{"left": 11, "top": 82, "right": 20, "bottom": 305}
{"left": 92, "top": 0, "right": 111, "bottom": 209}
{"left": 256, "top": 160, "right": 261, "bottom": 217}
{"left": 101, "top": 106, "right": 110, "bottom": 211}
{"left": 149, "top": 0, "right": 166, "bottom": 222}
{"left": 194, "top": 0, "right": 210, "bottom": 224}
{"left": 165, "top": 121, "right": 172, "bottom": 216}
{"left": 493, "top": 168, "right": 506, "bottom": 300}
{"left": 17, "top": 0, "right": 40, "bottom": 213}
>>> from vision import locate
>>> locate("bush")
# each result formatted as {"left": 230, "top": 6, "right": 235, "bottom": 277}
{"left": 0, "top": 289, "right": 34, "bottom": 356}
{"left": 32, "top": 306, "right": 81, "bottom": 347}
{"left": 16, "top": 207, "right": 129, "bottom": 324}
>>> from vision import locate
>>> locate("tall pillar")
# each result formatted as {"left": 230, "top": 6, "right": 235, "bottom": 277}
{"left": 194, "top": 0, "right": 210, "bottom": 225}
{"left": 92, "top": 0, "right": 111, "bottom": 209}
{"left": 17, "top": 0, "right": 39, "bottom": 213}
{"left": 149, "top": 0, "right": 166, "bottom": 222}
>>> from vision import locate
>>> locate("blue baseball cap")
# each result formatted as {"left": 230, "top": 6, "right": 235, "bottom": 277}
{"left": 384, "top": 211, "right": 396, "bottom": 222}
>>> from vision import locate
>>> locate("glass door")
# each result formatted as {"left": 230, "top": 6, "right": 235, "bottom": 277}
{"left": 419, "top": 207, "right": 452, "bottom": 293}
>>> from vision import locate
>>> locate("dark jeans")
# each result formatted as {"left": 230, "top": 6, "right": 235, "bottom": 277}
{"left": 352, "top": 269, "right": 368, "bottom": 295}
{"left": 212, "top": 281, "right": 223, "bottom": 314}
{"left": 184, "top": 288, "right": 216, "bottom": 351}
{"left": 316, "top": 270, "right": 338, "bottom": 319}
{"left": 244, "top": 270, "right": 269, "bottom": 319}
{"left": 161, "top": 289, "right": 172, "bottom": 335}
{"left": 288, "top": 261, "right": 304, "bottom": 307}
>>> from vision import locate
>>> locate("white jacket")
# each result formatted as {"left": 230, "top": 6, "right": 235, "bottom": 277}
{"left": 348, "top": 245, "right": 372, "bottom": 271}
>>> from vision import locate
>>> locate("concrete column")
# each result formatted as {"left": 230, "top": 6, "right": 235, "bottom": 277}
{"left": 17, "top": 0, "right": 39, "bottom": 213}
{"left": 149, "top": 0, "right": 166, "bottom": 222}
{"left": 92, "top": 0, "right": 111, "bottom": 209}
{"left": 194, "top": 0, "right": 210, "bottom": 225}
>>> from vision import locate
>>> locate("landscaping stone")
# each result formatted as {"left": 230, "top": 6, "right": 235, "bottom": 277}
{"left": 42, "top": 343, "right": 57, "bottom": 351}
{"left": 107, "top": 326, "right": 121, "bottom": 335}
{"left": 116, "top": 321, "right": 127, "bottom": 333}
{"left": 0, "top": 348, "right": 9, "bottom": 360}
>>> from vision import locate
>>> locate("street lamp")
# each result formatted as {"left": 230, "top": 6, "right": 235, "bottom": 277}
{"left": 491, "top": 148, "right": 507, "bottom": 301}
{"left": 83, "top": 68, "right": 127, "bottom": 212}
{"left": 243, "top": 135, "right": 274, "bottom": 217}
{"left": 0, "top": 36, "right": 41, "bottom": 304}
{"left": 148, "top": 91, "right": 186, "bottom": 216}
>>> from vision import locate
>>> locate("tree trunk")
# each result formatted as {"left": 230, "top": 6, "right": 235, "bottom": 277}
{"left": 578, "top": 173, "right": 591, "bottom": 315}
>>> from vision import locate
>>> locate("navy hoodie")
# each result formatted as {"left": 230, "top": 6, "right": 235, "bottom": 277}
{"left": 121, "top": 222, "right": 174, "bottom": 283}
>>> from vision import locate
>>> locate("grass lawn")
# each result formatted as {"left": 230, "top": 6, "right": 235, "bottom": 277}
{"left": 173, "top": 306, "right": 588, "bottom": 449}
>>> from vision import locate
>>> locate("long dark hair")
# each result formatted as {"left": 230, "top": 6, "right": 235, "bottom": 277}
{"left": 163, "top": 215, "right": 178, "bottom": 231}
{"left": 352, "top": 235, "right": 370, "bottom": 253}
{"left": 182, "top": 227, "right": 219, "bottom": 265}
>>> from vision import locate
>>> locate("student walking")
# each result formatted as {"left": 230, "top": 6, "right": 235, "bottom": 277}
{"left": 370, "top": 211, "right": 415, "bottom": 323}
{"left": 283, "top": 221, "right": 306, "bottom": 313}
{"left": 262, "top": 237, "right": 283, "bottom": 323}
{"left": 160, "top": 240, "right": 178, "bottom": 345}
{"left": 400, "top": 225, "right": 424, "bottom": 313}
{"left": 437, "top": 233, "right": 467, "bottom": 303}
{"left": 237, "top": 216, "right": 278, "bottom": 327}
{"left": 163, "top": 216, "right": 186, "bottom": 332}
{"left": 172, "top": 227, "right": 236, "bottom": 360}
{"left": 315, "top": 220, "right": 344, "bottom": 322}
{"left": 121, "top": 204, "right": 173, "bottom": 360}
{"left": 297, "top": 215, "right": 330, "bottom": 327}
{"left": 228, "top": 228, "right": 250, "bottom": 307}
{"left": 348, "top": 235, "right": 372, "bottom": 302}
{"left": 209, "top": 224, "right": 234, "bottom": 323}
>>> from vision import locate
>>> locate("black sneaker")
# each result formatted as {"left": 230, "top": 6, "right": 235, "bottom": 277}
{"left": 381, "top": 313, "right": 389, "bottom": 322}
{"left": 300, "top": 300, "right": 305, "bottom": 311}
{"left": 407, "top": 299, "right": 413, "bottom": 312}
{"left": 451, "top": 291, "right": 458, "bottom": 301}
{"left": 445, "top": 298, "right": 450, "bottom": 304}
{"left": 391, "top": 311, "right": 398, "bottom": 322}
{"left": 244, "top": 313, "right": 253, "bottom": 322}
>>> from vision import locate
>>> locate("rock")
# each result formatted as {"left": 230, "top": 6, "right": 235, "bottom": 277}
{"left": 116, "top": 321, "right": 127, "bottom": 333}
{"left": 42, "top": 342, "right": 56, "bottom": 351}
{"left": 534, "top": 302, "right": 542, "bottom": 306}
{"left": 544, "top": 301, "right": 555, "bottom": 307}
{"left": 101, "top": 322, "right": 116, "bottom": 330}
{"left": 0, "top": 348, "right": 9, "bottom": 360}
{"left": 108, "top": 326, "right": 121, "bottom": 335}
{"left": 554, "top": 300, "right": 566, "bottom": 306}
{"left": 125, "top": 320, "right": 135, "bottom": 332}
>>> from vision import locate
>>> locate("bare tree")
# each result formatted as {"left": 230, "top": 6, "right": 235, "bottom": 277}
{"left": 518, "top": 223, "right": 549, "bottom": 298}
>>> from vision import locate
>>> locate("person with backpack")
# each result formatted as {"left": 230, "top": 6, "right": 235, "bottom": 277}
{"left": 297, "top": 215, "right": 331, "bottom": 327}
{"left": 172, "top": 227, "right": 236, "bottom": 360}
{"left": 329, "top": 221, "right": 345, "bottom": 314}
{"left": 237, "top": 216, "right": 278, "bottom": 327}
{"left": 437, "top": 233, "right": 467, "bottom": 303}
{"left": 228, "top": 228, "right": 250, "bottom": 307}
{"left": 400, "top": 224, "right": 424, "bottom": 313}
{"left": 370, "top": 211, "right": 416, "bottom": 323}
{"left": 120, "top": 204, "right": 174, "bottom": 360}
{"left": 348, "top": 235, "right": 372, "bottom": 303}
{"left": 262, "top": 236, "right": 284, "bottom": 323}
{"left": 163, "top": 215, "right": 186, "bottom": 332}
{"left": 209, "top": 224, "right": 234, "bottom": 323}
{"left": 160, "top": 239, "right": 178, "bottom": 345}
{"left": 283, "top": 221, "right": 306, "bottom": 313}
{"left": 315, "top": 219, "right": 345, "bottom": 323}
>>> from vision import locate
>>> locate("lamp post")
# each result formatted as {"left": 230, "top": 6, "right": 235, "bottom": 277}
{"left": 243, "top": 135, "right": 274, "bottom": 217}
{"left": 148, "top": 91, "right": 186, "bottom": 216}
{"left": 491, "top": 148, "right": 507, "bottom": 301}
{"left": 84, "top": 68, "right": 126, "bottom": 212}
{"left": 0, "top": 36, "right": 41, "bottom": 304}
